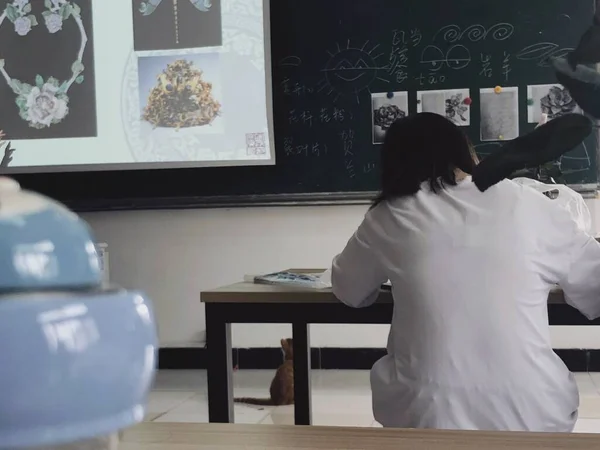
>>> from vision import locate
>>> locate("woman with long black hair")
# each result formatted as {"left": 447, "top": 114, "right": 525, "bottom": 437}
{"left": 331, "top": 112, "right": 600, "bottom": 432}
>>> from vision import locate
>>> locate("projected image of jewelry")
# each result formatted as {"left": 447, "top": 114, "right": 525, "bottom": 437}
{"left": 138, "top": 54, "right": 223, "bottom": 132}
{"left": 0, "top": 0, "right": 97, "bottom": 139}
{"left": 123, "top": 10, "right": 267, "bottom": 164}
{"left": 132, "top": 0, "right": 221, "bottom": 51}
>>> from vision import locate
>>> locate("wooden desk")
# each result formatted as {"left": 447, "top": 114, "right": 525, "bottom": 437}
{"left": 120, "top": 422, "right": 599, "bottom": 449}
{"left": 201, "top": 272, "right": 600, "bottom": 426}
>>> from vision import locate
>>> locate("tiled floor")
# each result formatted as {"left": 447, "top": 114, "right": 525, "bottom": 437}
{"left": 146, "top": 370, "right": 600, "bottom": 432}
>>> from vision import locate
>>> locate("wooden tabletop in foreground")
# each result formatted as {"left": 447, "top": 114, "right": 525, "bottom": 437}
{"left": 119, "top": 422, "right": 597, "bottom": 450}
{"left": 201, "top": 269, "right": 566, "bottom": 304}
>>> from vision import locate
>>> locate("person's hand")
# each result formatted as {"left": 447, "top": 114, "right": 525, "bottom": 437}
{"left": 536, "top": 113, "right": 549, "bottom": 129}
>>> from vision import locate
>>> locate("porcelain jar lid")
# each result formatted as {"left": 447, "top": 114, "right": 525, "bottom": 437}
{"left": 0, "top": 177, "right": 102, "bottom": 292}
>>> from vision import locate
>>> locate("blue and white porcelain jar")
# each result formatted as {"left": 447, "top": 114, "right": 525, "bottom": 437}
{"left": 0, "top": 177, "right": 158, "bottom": 450}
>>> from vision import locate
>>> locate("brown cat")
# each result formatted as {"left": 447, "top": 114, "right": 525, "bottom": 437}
{"left": 234, "top": 338, "right": 294, "bottom": 406}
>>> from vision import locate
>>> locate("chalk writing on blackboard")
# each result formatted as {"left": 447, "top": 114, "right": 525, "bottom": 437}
{"left": 319, "top": 108, "right": 331, "bottom": 123}
{"left": 283, "top": 137, "right": 328, "bottom": 157}
{"left": 392, "top": 29, "right": 423, "bottom": 47}
{"left": 279, "top": 56, "right": 302, "bottom": 67}
{"left": 288, "top": 110, "right": 314, "bottom": 127}
{"left": 560, "top": 140, "right": 591, "bottom": 175}
{"left": 410, "top": 29, "right": 423, "bottom": 47}
{"left": 515, "top": 42, "right": 573, "bottom": 67}
{"left": 386, "top": 29, "right": 421, "bottom": 84}
{"left": 317, "top": 40, "right": 389, "bottom": 104}
{"left": 502, "top": 52, "right": 511, "bottom": 81}
{"left": 387, "top": 46, "right": 409, "bottom": 83}
{"left": 364, "top": 163, "right": 376, "bottom": 174}
{"left": 281, "top": 78, "right": 313, "bottom": 96}
{"left": 340, "top": 129, "right": 356, "bottom": 179}
{"left": 432, "top": 23, "right": 515, "bottom": 43}
{"left": 420, "top": 44, "right": 471, "bottom": 71}
{"left": 300, "top": 111, "right": 313, "bottom": 127}
{"left": 415, "top": 73, "right": 447, "bottom": 87}
{"left": 480, "top": 53, "right": 492, "bottom": 78}
{"left": 288, "top": 110, "right": 298, "bottom": 124}
{"left": 291, "top": 107, "right": 353, "bottom": 125}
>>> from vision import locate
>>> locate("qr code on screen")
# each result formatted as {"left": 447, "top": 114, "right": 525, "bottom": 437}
{"left": 246, "top": 132, "right": 266, "bottom": 155}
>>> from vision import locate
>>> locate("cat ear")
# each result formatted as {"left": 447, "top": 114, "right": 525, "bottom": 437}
{"left": 280, "top": 338, "right": 287, "bottom": 350}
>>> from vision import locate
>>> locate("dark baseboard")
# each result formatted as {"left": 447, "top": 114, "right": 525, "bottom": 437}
{"left": 158, "top": 347, "right": 600, "bottom": 372}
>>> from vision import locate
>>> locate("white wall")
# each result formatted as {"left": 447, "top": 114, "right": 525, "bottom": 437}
{"left": 82, "top": 198, "right": 600, "bottom": 350}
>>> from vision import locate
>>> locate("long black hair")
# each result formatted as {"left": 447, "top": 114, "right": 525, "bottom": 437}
{"left": 371, "top": 112, "right": 478, "bottom": 208}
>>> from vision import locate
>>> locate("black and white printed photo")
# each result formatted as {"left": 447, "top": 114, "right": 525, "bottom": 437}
{"left": 0, "top": 0, "right": 97, "bottom": 140}
{"left": 417, "top": 89, "right": 470, "bottom": 126}
{"left": 479, "top": 87, "right": 519, "bottom": 142}
{"left": 371, "top": 91, "right": 408, "bottom": 144}
{"left": 527, "top": 84, "right": 580, "bottom": 123}
{"left": 132, "top": 0, "right": 222, "bottom": 51}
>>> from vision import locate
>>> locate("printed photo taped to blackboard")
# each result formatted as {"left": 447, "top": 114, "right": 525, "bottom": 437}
{"left": 417, "top": 89, "right": 471, "bottom": 126}
{"left": 372, "top": 91, "right": 408, "bottom": 144}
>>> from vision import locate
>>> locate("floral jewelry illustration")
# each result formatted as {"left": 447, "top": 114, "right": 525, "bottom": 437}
{"left": 138, "top": 0, "right": 212, "bottom": 44}
{"left": 0, "top": 0, "right": 88, "bottom": 129}
{"left": 142, "top": 59, "right": 221, "bottom": 129}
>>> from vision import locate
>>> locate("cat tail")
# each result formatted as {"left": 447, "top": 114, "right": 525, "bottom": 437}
{"left": 234, "top": 397, "right": 274, "bottom": 406}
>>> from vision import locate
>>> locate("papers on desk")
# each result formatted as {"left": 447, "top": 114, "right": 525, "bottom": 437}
{"left": 250, "top": 270, "right": 391, "bottom": 290}
{"left": 253, "top": 271, "right": 332, "bottom": 289}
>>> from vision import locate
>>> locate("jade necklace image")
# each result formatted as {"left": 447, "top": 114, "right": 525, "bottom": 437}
{"left": 0, "top": 0, "right": 87, "bottom": 129}
{"left": 139, "top": 0, "right": 212, "bottom": 45}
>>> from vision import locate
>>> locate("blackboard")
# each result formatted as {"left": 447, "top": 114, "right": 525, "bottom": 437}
{"left": 269, "top": 0, "right": 598, "bottom": 188}
{"left": 14, "top": 0, "right": 599, "bottom": 211}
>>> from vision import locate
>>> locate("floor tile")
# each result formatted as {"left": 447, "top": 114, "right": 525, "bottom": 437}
{"left": 145, "top": 369, "right": 600, "bottom": 433}
{"left": 578, "top": 396, "right": 600, "bottom": 419}
{"left": 588, "top": 372, "right": 600, "bottom": 393}
{"left": 574, "top": 418, "right": 600, "bottom": 433}
{"left": 145, "top": 391, "right": 196, "bottom": 415}
{"left": 574, "top": 373, "right": 597, "bottom": 396}
{"left": 152, "top": 370, "right": 207, "bottom": 392}
{"left": 154, "top": 392, "right": 272, "bottom": 424}
{"left": 312, "top": 370, "right": 371, "bottom": 395}
{"left": 260, "top": 405, "right": 374, "bottom": 428}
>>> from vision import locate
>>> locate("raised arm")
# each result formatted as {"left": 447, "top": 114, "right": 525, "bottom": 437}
{"left": 331, "top": 215, "right": 387, "bottom": 308}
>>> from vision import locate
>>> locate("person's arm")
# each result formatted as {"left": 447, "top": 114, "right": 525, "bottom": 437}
{"left": 544, "top": 200, "right": 600, "bottom": 319}
{"left": 558, "top": 230, "right": 600, "bottom": 320}
{"left": 331, "top": 215, "right": 387, "bottom": 308}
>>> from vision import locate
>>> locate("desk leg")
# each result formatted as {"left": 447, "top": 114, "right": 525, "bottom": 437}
{"left": 292, "top": 322, "right": 312, "bottom": 425}
{"left": 206, "top": 304, "right": 234, "bottom": 423}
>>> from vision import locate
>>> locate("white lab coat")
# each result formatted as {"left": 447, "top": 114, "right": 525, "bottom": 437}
{"left": 511, "top": 177, "right": 593, "bottom": 234}
{"left": 331, "top": 176, "right": 600, "bottom": 432}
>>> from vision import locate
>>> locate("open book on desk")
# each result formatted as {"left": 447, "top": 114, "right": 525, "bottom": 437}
{"left": 246, "top": 270, "right": 392, "bottom": 291}
{"left": 248, "top": 271, "right": 331, "bottom": 290}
